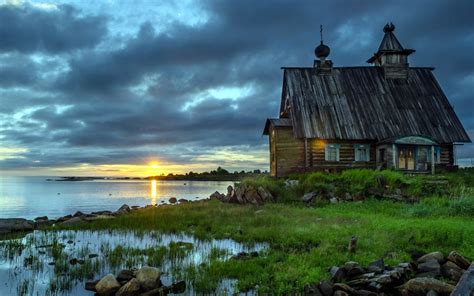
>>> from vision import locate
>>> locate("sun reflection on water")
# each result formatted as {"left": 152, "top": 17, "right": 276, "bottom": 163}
{"left": 150, "top": 179, "right": 157, "bottom": 205}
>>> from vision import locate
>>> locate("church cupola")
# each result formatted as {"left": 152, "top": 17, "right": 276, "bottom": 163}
{"left": 314, "top": 25, "right": 333, "bottom": 74}
{"left": 367, "top": 23, "right": 415, "bottom": 79}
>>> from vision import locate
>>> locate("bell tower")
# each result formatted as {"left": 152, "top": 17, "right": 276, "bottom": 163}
{"left": 367, "top": 23, "right": 415, "bottom": 79}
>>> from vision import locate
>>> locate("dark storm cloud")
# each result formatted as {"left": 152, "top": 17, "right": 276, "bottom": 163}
{"left": 0, "top": 3, "right": 107, "bottom": 53}
{"left": 1, "top": 0, "right": 473, "bottom": 171}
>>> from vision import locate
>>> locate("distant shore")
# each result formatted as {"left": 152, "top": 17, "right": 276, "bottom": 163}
{"left": 50, "top": 173, "right": 265, "bottom": 182}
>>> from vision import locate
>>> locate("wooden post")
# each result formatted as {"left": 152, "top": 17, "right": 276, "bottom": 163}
{"left": 392, "top": 144, "right": 396, "bottom": 169}
{"left": 304, "top": 138, "right": 308, "bottom": 171}
{"left": 431, "top": 145, "right": 435, "bottom": 175}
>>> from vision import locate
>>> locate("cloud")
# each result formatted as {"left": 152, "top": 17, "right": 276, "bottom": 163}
{"left": 0, "top": 0, "right": 473, "bottom": 173}
{"left": 0, "top": 3, "right": 107, "bottom": 54}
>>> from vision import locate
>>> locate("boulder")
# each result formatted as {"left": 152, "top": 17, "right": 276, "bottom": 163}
{"left": 0, "top": 218, "right": 34, "bottom": 234}
{"left": 116, "top": 204, "right": 131, "bottom": 214}
{"left": 417, "top": 259, "right": 441, "bottom": 277}
{"left": 168, "top": 197, "right": 177, "bottom": 204}
{"left": 34, "top": 216, "right": 48, "bottom": 221}
{"left": 226, "top": 185, "right": 234, "bottom": 198}
{"left": 73, "top": 211, "right": 85, "bottom": 217}
{"left": 441, "top": 261, "right": 464, "bottom": 282}
{"left": 304, "top": 283, "right": 323, "bottom": 295}
{"left": 139, "top": 286, "right": 169, "bottom": 295}
{"left": 170, "top": 280, "right": 186, "bottom": 293}
{"left": 418, "top": 252, "right": 445, "bottom": 264}
{"left": 245, "top": 186, "right": 262, "bottom": 205}
{"left": 178, "top": 198, "right": 188, "bottom": 203}
{"left": 116, "top": 278, "right": 140, "bottom": 296}
{"left": 447, "top": 251, "right": 470, "bottom": 270}
{"left": 333, "top": 283, "right": 358, "bottom": 294}
{"left": 257, "top": 186, "right": 274, "bottom": 202}
{"left": 210, "top": 191, "right": 225, "bottom": 201}
{"left": 329, "top": 266, "right": 346, "bottom": 282}
{"left": 136, "top": 266, "right": 161, "bottom": 291}
{"left": 91, "top": 210, "right": 113, "bottom": 216}
{"left": 95, "top": 274, "right": 121, "bottom": 296}
{"left": 333, "top": 291, "right": 349, "bottom": 296}
{"left": 35, "top": 219, "right": 55, "bottom": 229}
{"left": 329, "top": 197, "right": 338, "bottom": 204}
{"left": 302, "top": 191, "right": 317, "bottom": 203}
{"left": 117, "top": 269, "right": 134, "bottom": 282}
{"left": 367, "top": 258, "right": 385, "bottom": 273}
{"left": 318, "top": 280, "right": 334, "bottom": 296}
{"left": 401, "top": 277, "right": 454, "bottom": 296}
{"left": 85, "top": 280, "right": 99, "bottom": 291}
{"left": 60, "top": 216, "right": 85, "bottom": 226}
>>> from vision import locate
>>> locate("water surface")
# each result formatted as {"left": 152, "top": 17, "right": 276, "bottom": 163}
{"left": 0, "top": 176, "right": 233, "bottom": 219}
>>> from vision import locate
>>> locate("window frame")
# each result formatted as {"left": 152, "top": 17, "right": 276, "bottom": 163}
{"left": 354, "top": 144, "right": 370, "bottom": 162}
{"left": 324, "top": 144, "right": 340, "bottom": 162}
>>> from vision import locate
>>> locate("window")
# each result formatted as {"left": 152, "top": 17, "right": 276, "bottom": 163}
{"left": 325, "top": 144, "right": 340, "bottom": 161}
{"left": 354, "top": 144, "right": 370, "bottom": 162}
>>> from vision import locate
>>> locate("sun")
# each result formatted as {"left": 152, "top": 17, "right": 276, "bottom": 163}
{"left": 149, "top": 163, "right": 159, "bottom": 169}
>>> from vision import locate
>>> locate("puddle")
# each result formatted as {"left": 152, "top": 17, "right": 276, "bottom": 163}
{"left": 0, "top": 230, "right": 267, "bottom": 295}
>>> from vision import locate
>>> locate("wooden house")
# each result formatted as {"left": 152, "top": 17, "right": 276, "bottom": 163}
{"left": 263, "top": 23, "right": 471, "bottom": 177}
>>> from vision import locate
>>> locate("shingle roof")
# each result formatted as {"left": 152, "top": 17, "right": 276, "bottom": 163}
{"left": 262, "top": 118, "right": 292, "bottom": 135}
{"left": 281, "top": 67, "right": 471, "bottom": 143}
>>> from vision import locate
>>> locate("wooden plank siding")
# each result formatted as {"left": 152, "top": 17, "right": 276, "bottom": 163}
{"left": 272, "top": 127, "right": 305, "bottom": 177}
{"left": 308, "top": 139, "right": 376, "bottom": 171}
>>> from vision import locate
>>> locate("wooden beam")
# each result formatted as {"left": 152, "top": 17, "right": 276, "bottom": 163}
{"left": 431, "top": 145, "right": 435, "bottom": 175}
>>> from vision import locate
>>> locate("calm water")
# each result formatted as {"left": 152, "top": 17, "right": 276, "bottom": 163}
{"left": 0, "top": 230, "right": 266, "bottom": 295}
{"left": 0, "top": 176, "right": 233, "bottom": 219}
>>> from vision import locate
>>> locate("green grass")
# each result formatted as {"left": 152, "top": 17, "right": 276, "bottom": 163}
{"left": 63, "top": 188, "right": 474, "bottom": 293}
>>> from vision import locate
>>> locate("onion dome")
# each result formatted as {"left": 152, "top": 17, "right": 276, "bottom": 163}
{"left": 315, "top": 41, "right": 330, "bottom": 59}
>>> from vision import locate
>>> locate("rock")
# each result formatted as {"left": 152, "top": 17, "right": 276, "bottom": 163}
{"left": 131, "top": 205, "right": 140, "bottom": 210}
{"left": 257, "top": 186, "right": 274, "bottom": 202}
{"left": 210, "top": 191, "right": 225, "bottom": 201}
{"left": 226, "top": 185, "right": 234, "bottom": 199}
{"left": 442, "top": 261, "right": 465, "bottom": 282}
{"left": 73, "top": 211, "right": 85, "bottom": 217}
{"left": 233, "top": 185, "right": 246, "bottom": 204}
{"left": 178, "top": 198, "right": 188, "bottom": 203}
{"left": 95, "top": 274, "right": 121, "bottom": 296}
{"left": 35, "top": 219, "right": 55, "bottom": 229}
{"left": 418, "top": 252, "right": 445, "bottom": 264}
{"left": 60, "top": 216, "right": 85, "bottom": 226}
{"left": 367, "top": 258, "right": 385, "bottom": 273}
{"left": 116, "top": 204, "right": 131, "bottom": 214}
{"left": 170, "top": 280, "right": 186, "bottom": 293}
{"left": 116, "top": 278, "right": 140, "bottom": 296}
{"left": 56, "top": 215, "right": 72, "bottom": 223}
{"left": 0, "top": 218, "right": 34, "bottom": 234}
{"left": 302, "top": 191, "right": 317, "bottom": 203}
{"left": 304, "top": 283, "right": 323, "bottom": 295}
{"left": 329, "top": 266, "right": 346, "bottom": 282}
{"left": 426, "top": 290, "right": 439, "bottom": 296}
{"left": 245, "top": 186, "right": 262, "bottom": 205}
{"left": 333, "top": 283, "right": 357, "bottom": 294}
{"left": 85, "top": 280, "right": 99, "bottom": 291}
{"left": 329, "top": 197, "right": 338, "bottom": 204}
{"left": 117, "top": 269, "right": 134, "bottom": 282}
{"left": 401, "top": 277, "right": 454, "bottom": 296}
{"left": 417, "top": 259, "right": 441, "bottom": 277}
{"left": 169, "top": 197, "right": 177, "bottom": 204}
{"left": 91, "top": 210, "right": 113, "bottom": 216}
{"left": 318, "top": 280, "right": 333, "bottom": 296}
{"left": 333, "top": 291, "right": 348, "bottom": 296}
{"left": 136, "top": 266, "right": 161, "bottom": 291}
{"left": 69, "top": 258, "right": 78, "bottom": 265}
{"left": 88, "top": 253, "right": 99, "bottom": 258}
{"left": 139, "top": 286, "right": 170, "bottom": 295}
{"left": 344, "top": 192, "right": 352, "bottom": 201}
{"left": 284, "top": 179, "right": 299, "bottom": 188}
{"left": 34, "top": 216, "right": 48, "bottom": 221}
{"left": 447, "top": 251, "right": 470, "bottom": 270}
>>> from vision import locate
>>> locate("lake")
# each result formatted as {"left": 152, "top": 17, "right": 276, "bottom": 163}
{"left": 0, "top": 176, "right": 234, "bottom": 220}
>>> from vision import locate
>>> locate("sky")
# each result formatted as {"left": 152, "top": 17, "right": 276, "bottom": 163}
{"left": 0, "top": 0, "right": 473, "bottom": 176}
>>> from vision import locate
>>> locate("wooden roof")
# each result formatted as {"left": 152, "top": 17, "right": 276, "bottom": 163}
{"left": 280, "top": 67, "right": 471, "bottom": 143}
{"left": 263, "top": 118, "right": 292, "bottom": 135}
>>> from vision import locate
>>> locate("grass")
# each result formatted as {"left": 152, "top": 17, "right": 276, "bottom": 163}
{"left": 5, "top": 168, "right": 473, "bottom": 294}
{"left": 63, "top": 186, "right": 474, "bottom": 293}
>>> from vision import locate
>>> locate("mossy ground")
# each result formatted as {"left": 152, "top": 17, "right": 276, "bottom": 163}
{"left": 65, "top": 169, "right": 474, "bottom": 293}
